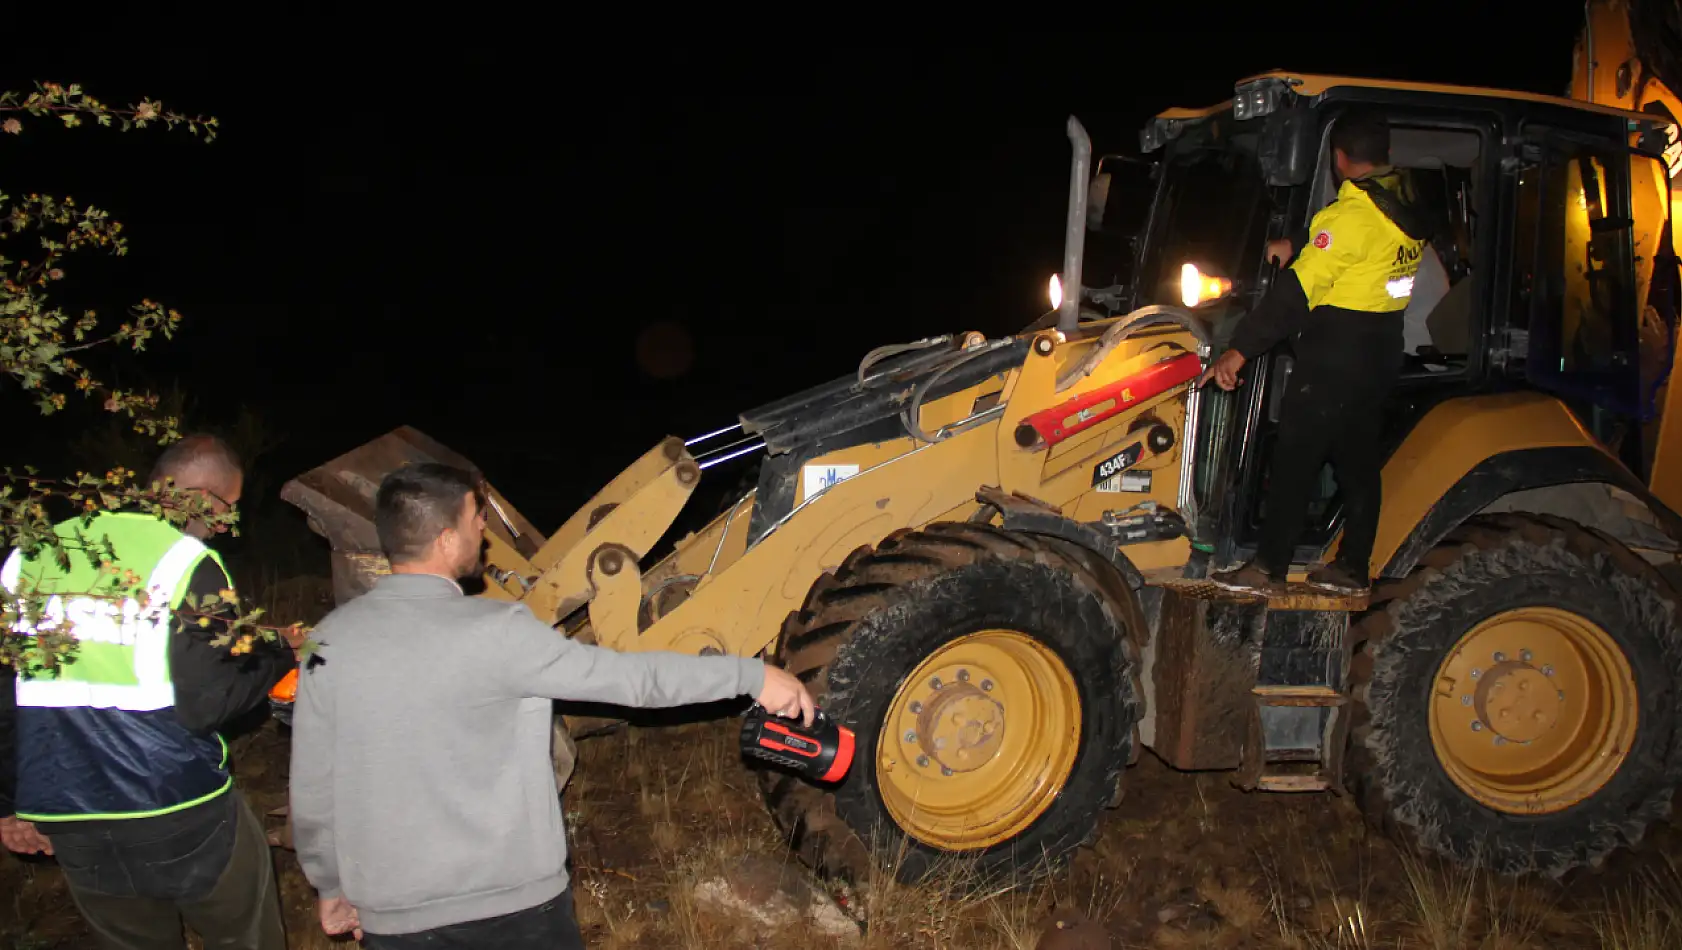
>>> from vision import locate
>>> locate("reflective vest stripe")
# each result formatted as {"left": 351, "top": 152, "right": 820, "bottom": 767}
{"left": 14, "top": 679, "right": 176, "bottom": 711}
{"left": 152, "top": 535, "right": 209, "bottom": 609}
{"left": 7, "top": 535, "right": 207, "bottom": 712}
{"left": 0, "top": 548, "right": 20, "bottom": 592}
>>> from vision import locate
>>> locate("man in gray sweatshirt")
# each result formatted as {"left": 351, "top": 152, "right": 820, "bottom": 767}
{"left": 288, "top": 462, "right": 814, "bottom": 948}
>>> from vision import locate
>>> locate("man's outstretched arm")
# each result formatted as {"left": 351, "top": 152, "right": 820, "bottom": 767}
{"left": 492, "top": 604, "right": 812, "bottom": 723}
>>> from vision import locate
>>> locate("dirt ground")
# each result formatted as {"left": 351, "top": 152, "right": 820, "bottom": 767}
{"left": 4, "top": 712, "right": 1680, "bottom": 950}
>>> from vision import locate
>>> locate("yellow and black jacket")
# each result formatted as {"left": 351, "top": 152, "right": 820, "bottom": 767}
{"left": 1228, "top": 167, "right": 1435, "bottom": 364}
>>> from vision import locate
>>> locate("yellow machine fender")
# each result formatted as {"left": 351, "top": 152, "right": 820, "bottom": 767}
{"left": 1370, "top": 392, "right": 1682, "bottom": 580}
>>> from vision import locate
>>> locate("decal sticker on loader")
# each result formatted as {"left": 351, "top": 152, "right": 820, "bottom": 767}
{"left": 1096, "top": 469, "right": 1151, "bottom": 494}
{"left": 1091, "top": 444, "right": 1142, "bottom": 488}
{"left": 1096, "top": 469, "right": 1152, "bottom": 493}
{"left": 802, "top": 463, "right": 861, "bottom": 502}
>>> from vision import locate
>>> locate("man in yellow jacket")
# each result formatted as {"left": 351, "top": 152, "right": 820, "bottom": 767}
{"left": 1200, "top": 110, "right": 1432, "bottom": 596}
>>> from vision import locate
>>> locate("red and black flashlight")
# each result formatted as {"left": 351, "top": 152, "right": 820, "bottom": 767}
{"left": 739, "top": 704, "right": 856, "bottom": 784}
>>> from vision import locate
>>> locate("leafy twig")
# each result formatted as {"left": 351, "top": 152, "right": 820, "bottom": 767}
{"left": 0, "top": 82, "right": 310, "bottom": 674}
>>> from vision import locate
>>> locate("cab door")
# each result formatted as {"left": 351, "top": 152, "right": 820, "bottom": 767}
{"left": 1490, "top": 118, "right": 1657, "bottom": 476}
{"left": 1194, "top": 101, "right": 1500, "bottom": 573}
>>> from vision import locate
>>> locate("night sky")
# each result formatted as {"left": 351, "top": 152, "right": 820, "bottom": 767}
{"left": 6, "top": 20, "right": 1592, "bottom": 576}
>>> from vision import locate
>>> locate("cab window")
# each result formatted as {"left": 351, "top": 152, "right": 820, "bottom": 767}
{"left": 1505, "top": 129, "right": 1642, "bottom": 430}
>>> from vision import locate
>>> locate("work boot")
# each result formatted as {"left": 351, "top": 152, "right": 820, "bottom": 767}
{"left": 1306, "top": 562, "right": 1370, "bottom": 595}
{"left": 1210, "top": 562, "right": 1283, "bottom": 595}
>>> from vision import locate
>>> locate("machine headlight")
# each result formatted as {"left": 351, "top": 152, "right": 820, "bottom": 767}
{"left": 1048, "top": 273, "right": 1064, "bottom": 311}
{"left": 1180, "top": 263, "right": 1233, "bottom": 308}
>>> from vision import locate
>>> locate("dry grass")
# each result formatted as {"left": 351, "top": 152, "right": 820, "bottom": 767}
{"left": 1591, "top": 855, "right": 1682, "bottom": 950}
{"left": 1260, "top": 832, "right": 1380, "bottom": 949}
{"left": 561, "top": 720, "right": 1139, "bottom": 950}
{"left": 5, "top": 707, "right": 1682, "bottom": 948}
{"left": 556, "top": 721, "right": 1682, "bottom": 950}
{"left": 1251, "top": 800, "right": 1618, "bottom": 950}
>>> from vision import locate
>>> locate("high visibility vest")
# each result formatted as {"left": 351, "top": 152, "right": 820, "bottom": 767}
{"left": 3, "top": 512, "right": 233, "bottom": 821}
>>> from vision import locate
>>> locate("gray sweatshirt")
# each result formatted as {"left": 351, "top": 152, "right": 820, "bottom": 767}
{"left": 288, "top": 572, "right": 766, "bottom": 935}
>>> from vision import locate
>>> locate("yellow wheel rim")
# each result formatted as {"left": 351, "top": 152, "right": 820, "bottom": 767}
{"left": 875, "top": 629, "right": 1081, "bottom": 850}
{"left": 1428, "top": 607, "right": 1638, "bottom": 814}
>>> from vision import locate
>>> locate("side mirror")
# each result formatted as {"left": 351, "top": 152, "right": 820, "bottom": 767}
{"left": 1259, "top": 106, "right": 1316, "bottom": 187}
{"left": 1087, "top": 172, "right": 1113, "bottom": 230}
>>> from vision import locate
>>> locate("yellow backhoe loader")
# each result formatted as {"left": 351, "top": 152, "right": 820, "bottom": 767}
{"left": 276, "top": 1, "right": 1682, "bottom": 884}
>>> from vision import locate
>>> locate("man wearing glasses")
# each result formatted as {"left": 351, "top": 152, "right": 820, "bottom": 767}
{"left": 1, "top": 434, "right": 298, "bottom": 950}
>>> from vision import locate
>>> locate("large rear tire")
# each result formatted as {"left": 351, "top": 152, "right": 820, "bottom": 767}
{"left": 758, "top": 522, "right": 1141, "bottom": 887}
{"left": 1348, "top": 512, "right": 1682, "bottom": 877}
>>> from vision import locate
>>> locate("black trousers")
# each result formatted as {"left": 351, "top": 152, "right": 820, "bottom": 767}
{"left": 1254, "top": 344, "right": 1400, "bottom": 577}
{"left": 361, "top": 889, "right": 585, "bottom": 949}
{"left": 45, "top": 789, "right": 286, "bottom": 950}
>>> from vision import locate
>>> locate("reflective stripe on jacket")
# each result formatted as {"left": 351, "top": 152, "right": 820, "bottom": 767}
{"left": 3, "top": 512, "right": 233, "bottom": 821}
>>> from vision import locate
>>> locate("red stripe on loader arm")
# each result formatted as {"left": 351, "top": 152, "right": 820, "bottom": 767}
{"left": 1020, "top": 352, "right": 1202, "bottom": 447}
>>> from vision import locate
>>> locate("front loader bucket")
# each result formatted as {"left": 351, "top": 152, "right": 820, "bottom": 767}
{"left": 280, "top": 426, "right": 546, "bottom": 607}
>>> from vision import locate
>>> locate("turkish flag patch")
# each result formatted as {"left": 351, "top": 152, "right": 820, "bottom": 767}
{"left": 1312, "top": 230, "right": 1332, "bottom": 250}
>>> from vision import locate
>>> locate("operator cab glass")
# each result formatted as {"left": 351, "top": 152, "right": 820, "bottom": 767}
{"left": 1504, "top": 128, "right": 1646, "bottom": 452}
{"left": 1131, "top": 112, "right": 1280, "bottom": 547}
{"left": 1082, "top": 156, "right": 1159, "bottom": 300}
{"left": 1133, "top": 120, "right": 1271, "bottom": 328}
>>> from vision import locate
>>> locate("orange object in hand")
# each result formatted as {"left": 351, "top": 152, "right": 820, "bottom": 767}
{"left": 270, "top": 667, "right": 299, "bottom": 704}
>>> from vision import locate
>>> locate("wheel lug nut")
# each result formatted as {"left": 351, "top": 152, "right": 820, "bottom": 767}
{"left": 1471, "top": 669, "right": 1482, "bottom": 679}
{"left": 909, "top": 701, "right": 923, "bottom": 714}
{"left": 958, "top": 669, "right": 970, "bottom": 682}
{"left": 916, "top": 755, "right": 930, "bottom": 768}
{"left": 1520, "top": 649, "right": 1533, "bottom": 662}
{"left": 905, "top": 730, "right": 918, "bottom": 743}
{"left": 1494, "top": 736, "right": 1507, "bottom": 746}
{"left": 1494, "top": 651, "right": 1506, "bottom": 662}
{"left": 1542, "top": 665, "right": 1555, "bottom": 676}
{"left": 1472, "top": 721, "right": 1484, "bottom": 732}
{"left": 981, "top": 680, "right": 994, "bottom": 691}
{"left": 941, "top": 767, "right": 954, "bottom": 776}
{"left": 1461, "top": 695, "right": 1472, "bottom": 706}
{"left": 930, "top": 677, "right": 943, "bottom": 690}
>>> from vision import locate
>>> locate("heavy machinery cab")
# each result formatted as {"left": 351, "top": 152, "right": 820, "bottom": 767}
{"left": 1099, "top": 72, "right": 1679, "bottom": 576}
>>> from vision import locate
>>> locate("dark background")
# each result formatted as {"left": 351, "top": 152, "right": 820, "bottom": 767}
{"left": 4, "top": 20, "right": 1593, "bottom": 577}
